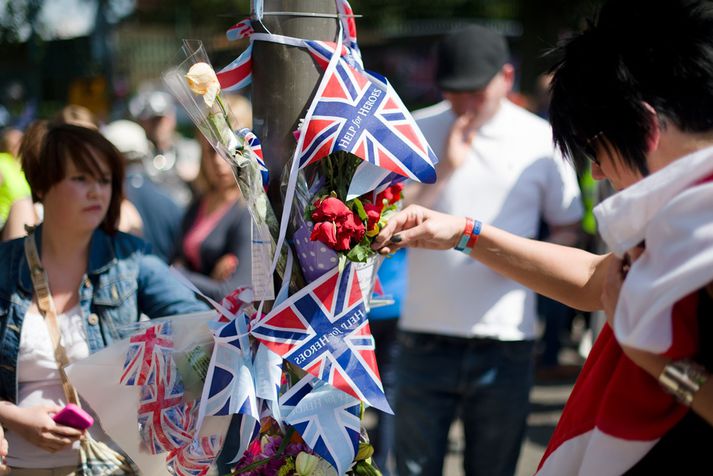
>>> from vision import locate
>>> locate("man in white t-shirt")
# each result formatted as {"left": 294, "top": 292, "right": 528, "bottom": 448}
{"left": 395, "top": 25, "right": 583, "bottom": 476}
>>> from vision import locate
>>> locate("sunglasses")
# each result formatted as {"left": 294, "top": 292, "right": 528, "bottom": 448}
{"left": 583, "top": 131, "right": 604, "bottom": 165}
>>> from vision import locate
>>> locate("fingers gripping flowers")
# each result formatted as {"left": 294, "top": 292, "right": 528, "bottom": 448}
{"left": 305, "top": 153, "right": 404, "bottom": 263}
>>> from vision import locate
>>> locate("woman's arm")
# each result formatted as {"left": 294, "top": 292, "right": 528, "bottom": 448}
{"left": 374, "top": 205, "right": 609, "bottom": 311}
{"left": 603, "top": 257, "right": 713, "bottom": 426}
{"left": 1, "top": 198, "right": 38, "bottom": 241}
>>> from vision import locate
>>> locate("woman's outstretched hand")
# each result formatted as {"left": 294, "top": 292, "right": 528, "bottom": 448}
{"left": 372, "top": 205, "right": 466, "bottom": 254}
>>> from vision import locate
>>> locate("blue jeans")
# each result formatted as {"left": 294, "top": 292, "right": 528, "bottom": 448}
{"left": 394, "top": 331, "right": 534, "bottom": 476}
{"left": 369, "top": 318, "right": 400, "bottom": 476}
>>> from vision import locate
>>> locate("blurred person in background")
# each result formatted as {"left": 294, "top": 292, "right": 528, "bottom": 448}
{"left": 103, "top": 119, "right": 183, "bottom": 262}
{"left": 0, "top": 123, "right": 207, "bottom": 474}
{"left": 172, "top": 133, "right": 252, "bottom": 303}
{"left": 1, "top": 127, "right": 23, "bottom": 158}
{"left": 0, "top": 426, "right": 7, "bottom": 475}
{"left": 129, "top": 88, "right": 200, "bottom": 207}
{"left": 55, "top": 105, "right": 99, "bottom": 130}
{"left": 366, "top": 248, "right": 407, "bottom": 476}
{"left": 397, "top": 25, "right": 583, "bottom": 476}
{"left": 0, "top": 125, "right": 36, "bottom": 241}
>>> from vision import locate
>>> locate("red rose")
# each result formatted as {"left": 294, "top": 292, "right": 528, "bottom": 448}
{"left": 339, "top": 210, "right": 365, "bottom": 241}
{"left": 376, "top": 183, "right": 404, "bottom": 206}
{"left": 363, "top": 202, "right": 381, "bottom": 231}
{"left": 310, "top": 221, "right": 338, "bottom": 248}
{"left": 311, "top": 197, "right": 352, "bottom": 222}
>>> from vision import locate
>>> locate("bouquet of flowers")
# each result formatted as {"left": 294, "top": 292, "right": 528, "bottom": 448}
{"left": 163, "top": 40, "right": 305, "bottom": 297}
{"left": 304, "top": 151, "right": 404, "bottom": 265}
{"left": 232, "top": 414, "right": 378, "bottom": 476}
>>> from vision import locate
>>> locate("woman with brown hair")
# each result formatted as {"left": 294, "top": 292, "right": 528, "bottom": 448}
{"left": 0, "top": 123, "right": 206, "bottom": 474}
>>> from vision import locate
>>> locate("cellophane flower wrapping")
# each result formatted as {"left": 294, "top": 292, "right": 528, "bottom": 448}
{"left": 163, "top": 40, "right": 305, "bottom": 296}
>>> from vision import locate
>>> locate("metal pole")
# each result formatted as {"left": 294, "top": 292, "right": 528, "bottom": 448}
{"left": 251, "top": 0, "right": 338, "bottom": 216}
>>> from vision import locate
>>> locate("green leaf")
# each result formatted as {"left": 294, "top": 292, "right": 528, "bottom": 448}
{"left": 346, "top": 244, "right": 372, "bottom": 263}
{"left": 352, "top": 197, "right": 368, "bottom": 221}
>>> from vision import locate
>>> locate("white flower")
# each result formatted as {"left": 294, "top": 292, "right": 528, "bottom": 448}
{"left": 185, "top": 62, "right": 220, "bottom": 107}
{"left": 295, "top": 452, "right": 337, "bottom": 476}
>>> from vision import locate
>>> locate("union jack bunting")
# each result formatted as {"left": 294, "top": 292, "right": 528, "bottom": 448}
{"left": 137, "top": 352, "right": 191, "bottom": 454}
{"left": 253, "top": 343, "right": 283, "bottom": 423}
{"left": 197, "top": 316, "right": 258, "bottom": 434}
{"left": 251, "top": 263, "right": 392, "bottom": 413}
{"left": 303, "top": 40, "right": 353, "bottom": 72}
{"left": 284, "top": 378, "right": 361, "bottom": 475}
{"left": 297, "top": 41, "right": 437, "bottom": 184}
{"left": 166, "top": 435, "right": 223, "bottom": 476}
{"left": 224, "top": 408, "right": 262, "bottom": 464}
{"left": 226, "top": 18, "right": 253, "bottom": 41}
{"left": 279, "top": 373, "right": 321, "bottom": 420}
{"left": 217, "top": 43, "right": 253, "bottom": 92}
{"left": 120, "top": 321, "right": 173, "bottom": 386}
{"left": 237, "top": 127, "right": 269, "bottom": 189}
{"left": 337, "top": 0, "right": 363, "bottom": 67}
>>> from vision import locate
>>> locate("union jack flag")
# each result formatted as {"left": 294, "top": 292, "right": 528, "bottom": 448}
{"left": 337, "top": 0, "right": 362, "bottom": 67}
{"left": 297, "top": 40, "right": 437, "bottom": 184}
{"left": 283, "top": 376, "right": 361, "bottom": 475}
{"left": 237, "top": 127, "right": 269, "bottom": 189}
{"left": 226, "top": 18, "right": 253, "bottom": 41}
{"left": 120, "top": 322, "right": 173, "bottom": 386}
{"left": 251, "top": 263, "right": 392, "bottom": 413}
{"left": 197, "top": 317, "right": 258, "bottom": 431}
{"left": 253, "top": 343, "right": 283, "bottom": 423}
{"left": 217, "top": 43, "right": 253, "bottom": 92}
{"left": 279, "top": 373, "right": 321, "bottom": 419}
{"left": 138, "top": 352, "right": 191, "bottom": 454}
{"left": 166, "top": 435, "right": 223, "bottom": 476}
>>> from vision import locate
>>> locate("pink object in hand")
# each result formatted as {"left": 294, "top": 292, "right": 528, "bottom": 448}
{"left": 52, "top": 403, "right": 94, "bottom": 430}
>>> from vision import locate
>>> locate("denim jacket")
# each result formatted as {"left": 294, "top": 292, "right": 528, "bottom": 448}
{"left": 0, "top": 225, "right": 209, "bottom": 403}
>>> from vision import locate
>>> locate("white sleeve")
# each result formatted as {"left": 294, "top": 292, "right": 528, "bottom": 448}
{"left": 542, "top": 150, "right": 583, "bottom": 226}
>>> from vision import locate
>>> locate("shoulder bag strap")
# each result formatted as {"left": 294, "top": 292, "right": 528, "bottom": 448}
{"left": 24, "top": 231, "right": 80, "bottom": 406}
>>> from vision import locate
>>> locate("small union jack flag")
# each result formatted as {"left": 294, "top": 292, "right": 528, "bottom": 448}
{"left": 296, "top": 40, "right": 437, "bottom": 184}
{"left": 217, "top": 43, "right": 253, "bottom": 92}
{"left": 237, "top": 127, "right": 269, "bottom": 189}
{"left": 251, "top": 263, "right": 392, "bottom": 413}
{"left": 197, "top": 316, "right": 258, "bottom": 437}
{"left": 226, "top": 18, "right": 253, "bottom": 41}
{"left": 120, "top": 322, "right": 173, "bottom": 386}
{"left": 283, "top": 375, "right": 361, "bottom": 475}
{"left": 166, "top": 435, "right": 223, "bottom": 476}
{"left": 138, "top": 352, "right": 190, "bottom": 454}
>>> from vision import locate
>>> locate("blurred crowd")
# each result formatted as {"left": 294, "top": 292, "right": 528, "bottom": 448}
{"left": 0, "top": 89, "right": 256, "bottom": 302}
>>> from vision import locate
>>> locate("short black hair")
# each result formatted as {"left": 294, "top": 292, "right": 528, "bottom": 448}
{"left": 549, "top": 0, "right": 713, "bottom": 175}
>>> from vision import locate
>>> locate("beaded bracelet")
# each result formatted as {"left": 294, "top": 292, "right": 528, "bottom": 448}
{"left": 454, "top": 217, "right": 482, "bottom": 255}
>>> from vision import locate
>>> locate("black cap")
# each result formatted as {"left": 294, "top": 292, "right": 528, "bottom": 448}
{"left": 436, "top": 25, "right": 509, "bottom": 92}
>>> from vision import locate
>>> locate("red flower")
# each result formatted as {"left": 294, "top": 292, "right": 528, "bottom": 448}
{"left": 310, "top": 221, "right": 338, "bottom": 248}
{"left": 311, "top": 197, "right": 352, "bottom": 222}
{"left": 376, "top": 183, "right": 404, "bottom": 207}
{"left": 363, "top": 203, "right": 381, "bottom": 231}
{"left": 310, "top": 197, "right": 367, "bottom": 251}
{"left": 339, "top": 210, "right": 365, "bottom": 242}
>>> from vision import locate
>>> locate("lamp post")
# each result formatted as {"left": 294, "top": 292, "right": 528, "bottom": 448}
{"left": 251, "top": 0, "right": 338, "bottom": 216}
